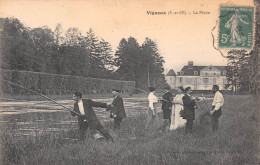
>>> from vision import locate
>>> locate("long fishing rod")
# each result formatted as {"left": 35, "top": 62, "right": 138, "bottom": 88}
{"left": 3, "top": 79, "right": 83, "bottom": 117}
{"left": 135, "top": 88, "right": 149, "bottom": 93}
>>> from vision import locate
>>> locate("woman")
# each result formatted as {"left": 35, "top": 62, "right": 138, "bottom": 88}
{"left": 170, "top": 86, "right": 186, "bottom": 130}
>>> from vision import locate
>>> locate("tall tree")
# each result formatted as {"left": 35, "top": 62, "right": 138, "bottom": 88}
{"left": 57, "top": 46, "right": 90, "bottom": 77}
{"left": 226, "top": 50, "right": 250, "bottom": 92}
{"left": 0, "top": 18, "right": 34, "bottom": 70}
{"left": 114, "top": 37, "right": 141, "bottom": 81}
{"left": 64, "top": 28, "right": 83, "bottom": 46}
{"left": 140, "top": 38, "right": 166, "bottom": 89}
{"left": 85, "top": 28, "right": 103, "bottom": 77}
{"left": 54, "top": 23, "right": 64, "bottom": 46}
{"left": 99, "top": 38, "right": 114, "bottom": 70}
{"left": 29, "top": 26, "right": 55, "bottom": 72}
{"left": 114, "top": 37, "right": 166, "bottom": 89}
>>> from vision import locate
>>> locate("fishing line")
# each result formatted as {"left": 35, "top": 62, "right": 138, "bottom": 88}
{"left": 2, "top": 79, "right": 83, "bottom": 117}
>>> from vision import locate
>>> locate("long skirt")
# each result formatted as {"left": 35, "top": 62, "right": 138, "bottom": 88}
{"left": 169, "top": 104, "right": 186, "bottom": 130}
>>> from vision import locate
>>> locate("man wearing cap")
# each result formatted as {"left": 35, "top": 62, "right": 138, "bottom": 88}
{"left": 158, "top": 86, "right": 173, "bottom": 133}
{"left": 145, "top": 86, "right": 158, "bottom": 130}
{"left": 71, "top": 91, "right": 113, "bottom": 142}
{"left": 109, "top": 89, "right": 126, "bottom": 129}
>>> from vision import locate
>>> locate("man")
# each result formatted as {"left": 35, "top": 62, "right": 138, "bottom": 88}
{"left": 182, "top": 87, "right": 196, "bottom": 134}
{"left": 145, "top": 86, "right": 158, "bottom": 130}
{"left": 210, "top": 85, "right": 224, "bottom": 132}
{"left": 71, "top": 91, "right": 113, "bottom": 142}
{"left": 109, "top": 89, "right": 126, "bottom": 129}
{"left": 159, "top": 86, "right": 173, "bottom": 133}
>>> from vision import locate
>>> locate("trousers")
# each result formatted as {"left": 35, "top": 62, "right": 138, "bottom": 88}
{"left": 185, "top": 119, "right": 193, "bottom": 134}
{"left": 79, "top": 121, "right": 113, "bottom": 141}
{"left": 212, "top": 108, "right": 222, "bottom": 132}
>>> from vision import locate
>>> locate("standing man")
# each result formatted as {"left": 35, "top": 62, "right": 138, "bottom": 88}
{"left": 182, "top": 87, "right": 196, "bottom": 134}
{"left": 159, "top": 86, "right": 173, "bottom": 133}
{"left": 71, "top": 91, "right": 113, "bottom": 142}
{"left": 145, "top": 86, "right": 158, "bottom": 130}
{"left": 110, "top": 89, "right": 126, "bottom": 129}
{"left": 210, "top": 85, "right": 224, "bottom": 132}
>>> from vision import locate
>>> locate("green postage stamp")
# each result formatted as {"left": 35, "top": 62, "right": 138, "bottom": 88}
{"left": 219, "top": 6, "right": 254, "bottom": 49}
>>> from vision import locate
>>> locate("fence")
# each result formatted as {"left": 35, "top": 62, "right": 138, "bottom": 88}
{"left": 0, "top": 69, "right": 135, "bottom": 95}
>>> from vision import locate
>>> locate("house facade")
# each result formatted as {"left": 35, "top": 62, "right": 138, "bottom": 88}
{"left": 166, "top": 61, "right": 227, "bottom": 90}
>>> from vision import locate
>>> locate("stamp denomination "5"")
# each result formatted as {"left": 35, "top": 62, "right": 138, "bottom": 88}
{"left": 219, "top": 6, "right": 254, "bottom": 49}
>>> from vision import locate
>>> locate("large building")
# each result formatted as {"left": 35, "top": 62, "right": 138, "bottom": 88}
{"left": 166, "top": 61, "right": 227, "bottom": 90}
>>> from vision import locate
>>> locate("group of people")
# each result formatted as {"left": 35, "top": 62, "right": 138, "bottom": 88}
{"left": 71, "top": 89, "right": 126, "bottom": 142}
{"left": 147, "top": 85, "right": 224, "bottom": 134}
{"left": 70, "top": 84, "right": 224, "bottom": 142}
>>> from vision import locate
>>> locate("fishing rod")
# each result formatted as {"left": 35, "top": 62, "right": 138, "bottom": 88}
{"left": 135, "top": 88, "right": 149, "bottom": 93}
{"left": 3, "top": 79, "right": 83, "bottom": 117}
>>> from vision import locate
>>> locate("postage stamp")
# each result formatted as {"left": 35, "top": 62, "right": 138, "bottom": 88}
{"left": 218, "top": 6, "right": 254, "bottom": 49}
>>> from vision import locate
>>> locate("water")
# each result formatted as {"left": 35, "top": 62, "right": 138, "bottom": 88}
{"left": 0, "top": 97, "right": 150, "bottom": 138}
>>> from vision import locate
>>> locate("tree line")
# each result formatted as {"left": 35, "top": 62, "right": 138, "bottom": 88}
{"left": 0, "top": 17, "right": 167, "bottom": 90}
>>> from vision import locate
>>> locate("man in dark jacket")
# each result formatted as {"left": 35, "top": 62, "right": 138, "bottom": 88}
{"left": 109, "top": 89, "right": 126, "bottom": 129}
{"left": 71, "top": 91, "right": 113, "bottom": 142}
{"left": 182, "top": 87, "right": 196, "bottom": 134}
{"left": 159, "top": 86, "right": 173, "bottom": 133}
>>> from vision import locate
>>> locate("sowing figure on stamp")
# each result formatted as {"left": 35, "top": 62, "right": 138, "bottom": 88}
{"left": 225, "top": 9, "right": 249, "bottom": 46}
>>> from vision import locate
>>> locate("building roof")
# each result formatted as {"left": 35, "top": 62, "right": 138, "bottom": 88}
{"left": 180, "top": 65, "right": 227, "bottom": 76}
{"left": 180, "top": 66, "right": 206, "bottom": 76}
{"left": 166, "top": 69, "right": 176, "bottom": 76}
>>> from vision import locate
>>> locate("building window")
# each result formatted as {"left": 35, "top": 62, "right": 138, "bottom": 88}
{"left": 205, "top": 73, "right": 208, "bottom": 76}
{"left": 214, "top": 73, "right": 216, "bottom": 76}
{"left": 203, "top": 78, "right": 209, "bottom": 84}
{"left": 180, "top": 77, "right": 183, "bottom": 83}
{"left": 180, "top": 71, "right": 184, "bottom": 75}
{"left": 194, "top": 71, "right": 198, "bottom": 76}
{"left": 223, "top": 79, "right": 226, "bottom": 85}
{"left": 223, "top": 71, "right": 226, "bottom": 76}
{"left": 213, "top": 78, "right": 216, "bottom": 84}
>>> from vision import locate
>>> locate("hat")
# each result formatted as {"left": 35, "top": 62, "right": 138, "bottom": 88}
{"left": 178, "top": 86, "right": 184, "bottom": 92}
{"left": 148, "top": 86, "right": 156, "bottom": 92}
{"left": 112, "top": 89, "right": 120, "bottom": 93}
{"left": 184, "top": 87, "right": 191, "bottom": 93}
{"left": 164, "top": 86, "right": 171, "bottom": 90}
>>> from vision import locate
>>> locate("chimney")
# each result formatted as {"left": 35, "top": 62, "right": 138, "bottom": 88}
{"left": 188, "top": 61, "right": 193, "bottom": 69}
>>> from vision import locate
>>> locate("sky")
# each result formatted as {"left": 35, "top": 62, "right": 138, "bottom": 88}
{"left": 0, "top": 0, "right": 255, "bottom": 73}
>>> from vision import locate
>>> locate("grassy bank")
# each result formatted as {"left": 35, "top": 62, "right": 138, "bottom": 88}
{"left": 1, "top": 95, "right": 259, "bottom": 165}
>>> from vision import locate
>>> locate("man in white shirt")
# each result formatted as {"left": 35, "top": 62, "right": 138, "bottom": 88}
{"left": 145, "top": 86, "right": 158, "bottom": 130}
{"left": 210, "top": 85, "right": 224, "bottom": 132}
{"left": 71, "top": 92, "right": 113, "bottom": 142}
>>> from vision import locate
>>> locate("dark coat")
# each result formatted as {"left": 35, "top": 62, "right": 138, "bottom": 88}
{"left": 111, "top": 96, "right": 126, "bottom": 119}
{"left": 161, "top": 91, "right": 173, "bottom": 111}
{"left": 71, "top": 99, "right": 107, "bottom": 130}
{"left": 182, "top": 94, "right": 196, "bottom": 120}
